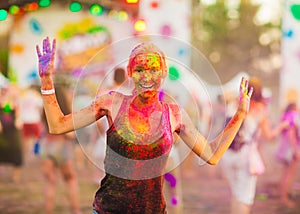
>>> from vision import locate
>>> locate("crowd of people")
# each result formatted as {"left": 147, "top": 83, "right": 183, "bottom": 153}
{"left": 0, "top": 36, "right": 299, "bottom": 214}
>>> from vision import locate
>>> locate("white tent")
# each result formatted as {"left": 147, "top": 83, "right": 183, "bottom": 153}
{"left": 0, "top": 72, "right": 9, "bottom": 88}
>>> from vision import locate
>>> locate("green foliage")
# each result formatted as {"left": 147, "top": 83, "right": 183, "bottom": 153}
{"left": 192, "top": 0, "right": 281, "bottom": 83}
{"left": 0, "top": 50, "right": 8, "bottom": 76}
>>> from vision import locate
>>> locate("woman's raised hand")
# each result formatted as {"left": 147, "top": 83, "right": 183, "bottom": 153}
{"left": 238, "top": 77, "right": 253, "bottom": 114}
{"left": 36, "top": 37, "right": 56, "bottom": 77}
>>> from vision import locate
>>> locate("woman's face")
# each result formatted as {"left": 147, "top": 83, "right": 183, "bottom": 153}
{"left": 131, "top": 53, "right": 164, "bottom": 97}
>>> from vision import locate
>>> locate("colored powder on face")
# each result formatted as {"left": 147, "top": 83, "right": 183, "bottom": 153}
{"left": 133, "top": 54, "right": 162, "bottom": 71}
{"left": 147, "top": 55, "right": 160, "bottom": 69}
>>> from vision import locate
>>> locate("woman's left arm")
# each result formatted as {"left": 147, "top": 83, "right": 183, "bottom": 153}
{"left": 177, "top": 77, "right": 252, "bottom": 165}
{"left": 260, "top": 115, "right": 288, "bottom": 140}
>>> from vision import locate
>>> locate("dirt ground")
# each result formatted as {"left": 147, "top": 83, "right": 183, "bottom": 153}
{"left": 1, "top": 143, "right": 300, "bottom": 214}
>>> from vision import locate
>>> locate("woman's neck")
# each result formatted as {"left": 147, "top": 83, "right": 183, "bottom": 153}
{"left": 131, "top": 92, "right": 161, "bottom": 111}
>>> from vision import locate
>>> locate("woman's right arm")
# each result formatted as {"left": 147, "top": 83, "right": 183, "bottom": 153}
{"left": 260, "top": 113, "right": 288, "bottom": 140}
{"left": 37, "top": 37, "right": 110, "bottom": 134}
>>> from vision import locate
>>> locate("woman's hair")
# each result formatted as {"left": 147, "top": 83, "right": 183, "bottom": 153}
{"left": 285, "top": 102, "right": 297, "bottom": 113}
{"left": 127, "top": 42, "right": 167, "bottom": 76}
{"left": 248, "top": 76, "right": 264, "bottom": 103}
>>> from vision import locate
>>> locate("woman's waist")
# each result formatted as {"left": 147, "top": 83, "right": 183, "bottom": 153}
{"left": 99, "top": 173, "right": 163, "bottom": 192}
{"left": 104, "top": 152, "right": 168, "bottom": 180}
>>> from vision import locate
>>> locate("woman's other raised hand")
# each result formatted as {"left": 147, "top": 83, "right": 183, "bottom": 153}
{"left": 238, "top": 77, "right": 253, "bottom": 114}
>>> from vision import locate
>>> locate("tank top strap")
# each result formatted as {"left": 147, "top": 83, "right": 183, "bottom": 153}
{"left": 112, "top": 95, "right": 131, "bottom": 126}
{"left": 162, "top": 103, "right": 173, "bottom": 144}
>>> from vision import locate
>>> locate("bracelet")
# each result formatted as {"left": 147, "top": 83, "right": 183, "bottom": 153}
{"left": 41, "top": 88, "right": 55, "bottom": 95}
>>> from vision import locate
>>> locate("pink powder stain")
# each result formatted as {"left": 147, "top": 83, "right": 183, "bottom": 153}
{"left": 160, "top": 24, "right": 173, "bottom": 36}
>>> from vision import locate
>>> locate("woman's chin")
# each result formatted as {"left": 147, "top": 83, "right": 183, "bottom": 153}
{"left": 139, "top": 90, "right": 157, "bottom": 98}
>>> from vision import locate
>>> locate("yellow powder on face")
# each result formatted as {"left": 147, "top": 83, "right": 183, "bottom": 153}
{"left": 132, "top": 54, "right": 162, "bottom": 71}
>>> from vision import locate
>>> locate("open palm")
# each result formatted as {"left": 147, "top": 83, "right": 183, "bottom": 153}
{"left": 36, "top": 37, "right": 56, "bottom": 76}
{"left": 238, "top": 77, "right": 253, "bottom": 114}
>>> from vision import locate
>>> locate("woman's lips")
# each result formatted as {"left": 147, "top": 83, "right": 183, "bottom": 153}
{"left": 139, "top": 83, "right": 155, "bottom": 89}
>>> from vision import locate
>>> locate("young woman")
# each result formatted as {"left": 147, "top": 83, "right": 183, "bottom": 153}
{"left": 0, "top": 83, "right": 23, "bottom": 183}
{"left": 276, "top": 102, "right": 299, "bottom": 208}
{"left": 36, "top": 37, "right": 252, "bottom": 214}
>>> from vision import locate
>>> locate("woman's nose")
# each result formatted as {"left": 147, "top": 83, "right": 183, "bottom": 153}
{"left": 143, "top": 72, "right": 152, "bottom": 81}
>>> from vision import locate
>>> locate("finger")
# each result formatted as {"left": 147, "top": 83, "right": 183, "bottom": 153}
{"left": 52, "top": 38, "right": 56, "bottom": 53}
{"left": 240, "top": 77, "right": 246, "bottom": 90}
{"left": 248, "top": 86, "right": 253, "bottom": 97}
{"left": 245, "top": 79, "right": 248, "bottom": 90}
{"left": 45, "top": 37, "right": 50, "bottom": 53}
{"left": 242, "top": 77, "right": 246, "bottom": 85}
{"left": 243, "top": 80, "right": 249, "bottom": 96}
{"left": 36, "top": 45, "right": 42, "bottom": 57}
{"left": 43, "top": 38, "right": 47, "bottom": 54}
{"left": 240, "top": 77, "right": 244, "bottom": 88}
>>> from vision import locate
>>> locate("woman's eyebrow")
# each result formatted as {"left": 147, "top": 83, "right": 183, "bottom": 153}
{"left": 133, "top": 65, "right": 144, "bottom": 70}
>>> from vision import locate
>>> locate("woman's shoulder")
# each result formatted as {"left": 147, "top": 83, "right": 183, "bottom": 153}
{"left": 165, "top": 103, "right": 180, "bottom": 114}
{"left": 162, "top": 102, "right": 182, "bottom": 132}
{"left": 164, "top": 103, "right": 182, "bottom": 123}
{"left": 95, "top": 91, "right": 126, "bottom": 101}
{"left": 93, "top": 91, "right": 126, "bottom": 110}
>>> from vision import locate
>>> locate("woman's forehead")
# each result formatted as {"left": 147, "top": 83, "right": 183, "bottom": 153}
{"left": 133, "top": 53, "right": 161, "bottom": 64}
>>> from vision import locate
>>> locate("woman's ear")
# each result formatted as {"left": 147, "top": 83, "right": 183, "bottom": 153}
{"left": 162, "top": 71, "right": 167, "bottom": 78}
{"left": 162, "top": 65, "right": 168, "bottom": 78}
{"left": 127, "top": 66, "right": 132, "bottom": 77}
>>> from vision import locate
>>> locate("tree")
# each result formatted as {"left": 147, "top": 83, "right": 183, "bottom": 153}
{"left": 191, "top": 0, "right": 282, "bottom": 86}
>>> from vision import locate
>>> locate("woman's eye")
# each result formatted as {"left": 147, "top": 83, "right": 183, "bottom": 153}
{"left": 135, "top": 68, "right": 143, "bottom": 73}
{"left": 151, "top": 69, "right": 157, "bottom": 73}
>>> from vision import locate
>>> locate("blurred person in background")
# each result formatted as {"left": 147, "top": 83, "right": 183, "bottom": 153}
{"left": 20, "top": 84, "right": 43, "bottom": 164}
{"left": 181, "top": 92, "right": 204, "bottom": 179}
{"left": 39, "top": 84, "right": 81, "bottom": 214}
{"left": 205, "top": 93, "right": 227, "bottom": 179}
{"left": 72, "top": 86, "right": 97, "bottom": 172}
{"left": 0, "top": 82, "right": 23, "bottom": 183}
{"left": 275, "top": 102, "right": 300, "bottom": 208}
{"left": 221, "top": 77, "right": 288, "bottom": 214}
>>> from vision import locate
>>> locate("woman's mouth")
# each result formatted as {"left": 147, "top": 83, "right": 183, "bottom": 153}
{"left": 139, "top": 83, "right": 155, "bottom": 89}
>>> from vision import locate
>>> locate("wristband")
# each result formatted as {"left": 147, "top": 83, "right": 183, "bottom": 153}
{"left": 41, "top": 88, "right": 55, "bottom": 95}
